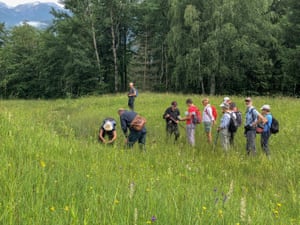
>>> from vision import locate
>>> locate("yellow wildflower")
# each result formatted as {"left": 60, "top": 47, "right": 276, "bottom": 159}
{"left": 40, "top": 160, "right": 46, "bottom": 168}
{"left": 49, "top": 206, "right": 55, "bottom": 212}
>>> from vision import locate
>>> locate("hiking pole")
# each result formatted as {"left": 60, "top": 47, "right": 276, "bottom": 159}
{"left": 213, "top": 131, "right": 219, "bottom": 151}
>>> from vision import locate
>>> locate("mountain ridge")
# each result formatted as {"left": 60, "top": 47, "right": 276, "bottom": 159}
{"left": 0, "top": 1, "right": 68, "bottom": 28}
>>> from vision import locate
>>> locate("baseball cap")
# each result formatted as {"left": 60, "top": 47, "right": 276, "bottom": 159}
{"left": 223, "top": 97, "right": 230, "bottom": 102}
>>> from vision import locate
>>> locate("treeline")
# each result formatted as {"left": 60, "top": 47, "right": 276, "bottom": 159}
{"left": 0, "top": 0, "right": 299, "bottom": 98}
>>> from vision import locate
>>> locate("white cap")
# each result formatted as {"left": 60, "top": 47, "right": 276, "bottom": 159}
{"left": 103, "top": 121, "right": 113, "bottom": 131}
{"left": 260, "top": 104, "right": 271, "bottom": 111}
{"left": 223, "top": 97, "right": 230, "bottom": 102}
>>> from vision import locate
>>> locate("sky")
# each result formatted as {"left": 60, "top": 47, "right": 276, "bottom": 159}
{"left": 1, "top": 0, "right": 63, "bottom": 7}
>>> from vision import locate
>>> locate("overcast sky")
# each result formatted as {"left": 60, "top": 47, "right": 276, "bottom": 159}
{"left": 1, "top": 0, "right": 63, "bottom": 7}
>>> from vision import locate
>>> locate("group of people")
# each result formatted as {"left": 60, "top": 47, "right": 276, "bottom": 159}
{"left": 98, "top": 82, "right": 274, "bottom": 157}
{"left": 162, "top": 96, "right": 273, "bottom": 157}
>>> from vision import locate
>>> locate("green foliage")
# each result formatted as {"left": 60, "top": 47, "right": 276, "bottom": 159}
{"left": 0, "top": 93, "right": 299, "bottom": 224}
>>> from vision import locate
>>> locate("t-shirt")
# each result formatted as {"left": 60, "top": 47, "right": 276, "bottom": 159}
{"left": 186, "top": 105, "right": 198, "bottom": 125}
{"left": 163, "top": 107, "right": 180, "bottom": 125}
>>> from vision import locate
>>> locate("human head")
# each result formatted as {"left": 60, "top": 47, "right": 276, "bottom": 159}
{"left": 229, "top": 102, "right": 236, "bottom": 110}
{"left": 220, "top": 103, "right": 229, "bottom": 112}
{"left": 129, "top": 82, "right": 134, "bottom": 88}
{"left": 245, "top": 97, "right": 252, "bottom": 107}
{"left": 186, "top": 98, "right": 193, "bottom": 106}
{"left": 118, "top": 108, "right": 125, "bottom": 116}
{"left": 171, "top": 101, "right": 177, "bottom": 110}
{"left": 223, "top": 97, "right": 231, "bottom": 104}
{"left": 260, "top": 104, "right": 271, "bottom": 113}
{"left": 202, "top": 98, "right": 209, "bottom": 106}
{"left": 103, "top": 121, "right": 113, "bottom": 131}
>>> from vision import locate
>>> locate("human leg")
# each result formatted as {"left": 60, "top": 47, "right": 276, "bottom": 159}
{"left": 261, "top": 131, "right": 271, "bottom": 156}
{"left": 186, "top": 124, "right": 195, "bottom": 146}
{"left": 246, "top": 129, "right": 256, "bottom": 155}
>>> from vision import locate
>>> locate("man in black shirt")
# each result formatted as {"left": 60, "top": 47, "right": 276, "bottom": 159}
{"left": 118, "top": 108, "right": 146, "bottom": 150}
{"left": 163, "top": 101, "right": 181, "bottom": 142}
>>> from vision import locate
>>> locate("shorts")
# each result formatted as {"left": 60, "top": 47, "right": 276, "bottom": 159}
{"left": 203, "top": 122, "right": 212, "bottom": 133}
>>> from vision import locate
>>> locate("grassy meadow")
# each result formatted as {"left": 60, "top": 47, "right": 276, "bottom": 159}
{"left": 0, "top": 93, "right": 299, "bottom": 225}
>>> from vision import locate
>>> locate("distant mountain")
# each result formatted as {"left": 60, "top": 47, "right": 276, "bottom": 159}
{"left": 0, "top": 1, "right": 69, "bottom": 28}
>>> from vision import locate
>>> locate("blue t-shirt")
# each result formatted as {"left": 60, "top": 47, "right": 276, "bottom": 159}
{"left": 245, "top": 107, "right": 258, "bottom": 127}
{"left": 263, "top": 114, "right": 272, "bottom": 132}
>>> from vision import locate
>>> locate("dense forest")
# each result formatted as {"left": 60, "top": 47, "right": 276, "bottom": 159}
{"left": 0, "top": 0, "right": 299, "bottom": 98}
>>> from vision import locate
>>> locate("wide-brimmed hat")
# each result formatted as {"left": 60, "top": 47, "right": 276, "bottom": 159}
{"left": 220, "top": 103, "right": 229, "bottom": 109}
{"left": 103, "top": 121, "right": 113, "bottom": 131}
{"left": 260, "top": 104, "right": 271, "bottom": 111}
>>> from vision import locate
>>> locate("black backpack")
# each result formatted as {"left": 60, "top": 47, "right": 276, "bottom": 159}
{"left": 228, "top": 112, "right": 239, "bottom": 133}
{"left": 234, "top": 111, "right": 242, "bottom": 127}
{"left": 270, "top": 116, "right": 279, "bottom": 134}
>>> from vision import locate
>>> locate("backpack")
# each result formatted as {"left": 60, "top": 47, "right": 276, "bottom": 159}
{"left": 270, "top": 116, "right": 279, "bottom": 134}
{"left": 234, "top": 111, "right": 242, "bottom": 127}
{"left": 130, "top": 115, "right": 146, "bottom": 131}
{"left": 228, "top": 112, "right": 239, "bottom": 133}
{"left": 135, "top": 88, "right": 138, "bottom": 97}
{"left": 211, "top": 105, "right": 218, "bottom": 120}
{"left": 192, "top": 107, "right": 202, "bottom": 124}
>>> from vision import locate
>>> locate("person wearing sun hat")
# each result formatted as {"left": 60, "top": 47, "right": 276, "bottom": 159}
{"left": 217, "top": 103, "right": 231, "bottom": 151}
{"left": 244, "top": 97, "right": 266, "bottom": 156}
{"left": 99, "top": 118, "right": 117, "bottom": 144}
{"left": 259, "top": 104, "right": 272, "bottom": 157}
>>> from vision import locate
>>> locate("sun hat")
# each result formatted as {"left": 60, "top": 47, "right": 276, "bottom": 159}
{"left": 220, "top": 103, "right": 229, "bottom": 109}
{"left": 103, "top": 121, "right": 113, "bottom": 131}
{"left": 260, "top": 104, "right": 271, "bottom": 111}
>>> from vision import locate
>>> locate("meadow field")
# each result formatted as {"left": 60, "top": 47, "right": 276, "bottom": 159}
{"left": 0, "top": 93, "right": 299, "bottom": 225}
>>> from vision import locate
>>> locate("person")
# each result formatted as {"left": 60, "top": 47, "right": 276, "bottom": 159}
{"left": 228, "top": 102, "right": 242, "bottom": 146}
{"left": 259, "top": 105, "right": 272, "bottom": 157}
{"left": 180, "top": 98, "right": 199, "bottom": 147}
{"left": 128, "top": 82, "right": 137, "bottom": 111}
{"left": 98, "top": 118, "right": 117, "bottom": 144}
{"left": 118, "top": 108, "right": 146, "bottom": 150}
{"left": 202, "top": 98, "right": 215, "bottom": 143}
{"left": 244, "top": 97, "right": 266, "bottom": 156}
{"left": 223, "top": 96, "right": 231, "bottom": 104}
{"left": 217, "top": 103, "right": 231, "bottom": 151}
{"left": 163, "top": 101, "right": 181, "bottom": 142}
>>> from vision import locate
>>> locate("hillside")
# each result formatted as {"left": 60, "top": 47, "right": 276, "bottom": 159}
{"left": 0, "top": 1, "right": 68, "bottom": 28}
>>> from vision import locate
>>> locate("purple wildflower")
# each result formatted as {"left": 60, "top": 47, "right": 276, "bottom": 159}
{"left": 151, "top": 216, "right": 157, "bottom": 222}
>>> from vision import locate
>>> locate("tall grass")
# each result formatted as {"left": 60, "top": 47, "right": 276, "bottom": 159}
{"left": 0, "top": 94, "right": 299, "bottom": 225}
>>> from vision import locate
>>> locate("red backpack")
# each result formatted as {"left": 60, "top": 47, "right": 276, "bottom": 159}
{"left": 211, "top": 105, "right": 218, "bottom": 120}
{"left": 205, "top": 105, "right": 218, "bottom": 120}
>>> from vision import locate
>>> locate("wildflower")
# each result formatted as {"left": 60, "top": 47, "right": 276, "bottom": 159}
{"left": 218, "top": 209, "right": 223, "bottom": 218}
{"left": 49, "top": 206, "right": 55, "bottom": 212}
{"left": 146, "top": 188, "right": 151, "bottom": 192}
{"left": 40, "top": 160, "right": 46, "bottom": 168}
{"left": 64, "top": 206, "right": 69, "bottom": 211}
{"left": 276, "top": 203, "right": 282, "bottom": 208}
{"left": 202, "top": 206, "right": 207, "bottom": 211}
{"left": 151, "top": 215, "right": 157, "bottom": 222}
{"left": 114, "top": 199, "right": 119, "bottom": 205}
{"left": 146, "top": 221, "right": 152, "bottom": 224}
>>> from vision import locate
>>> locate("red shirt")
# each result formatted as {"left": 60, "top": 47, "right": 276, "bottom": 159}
{"left": 186, "top": 105, "right": 198, "bottom": 125}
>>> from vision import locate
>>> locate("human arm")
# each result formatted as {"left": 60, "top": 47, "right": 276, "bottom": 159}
{"left": 99, "top": 129, "right": 106, "bottom": 143}
{"left": 107, "top": 130, "right": 117, "bottom": 144}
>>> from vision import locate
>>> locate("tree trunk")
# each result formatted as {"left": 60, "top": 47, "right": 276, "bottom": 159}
{"left": 111, "top": 8, "right": 119, "bottom": 92}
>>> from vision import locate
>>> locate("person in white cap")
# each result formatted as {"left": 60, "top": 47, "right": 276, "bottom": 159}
{"left": 259, "top": 105, "right": 272, "bottom": 157}
{"left": 99, "top": 118, "right": 117, "bottom": 144}
{"left": 244, "top": 97, "right": 266, "bottom": 156}
{"left": 223, "top": 97, "right": 231, "bottom": 104}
